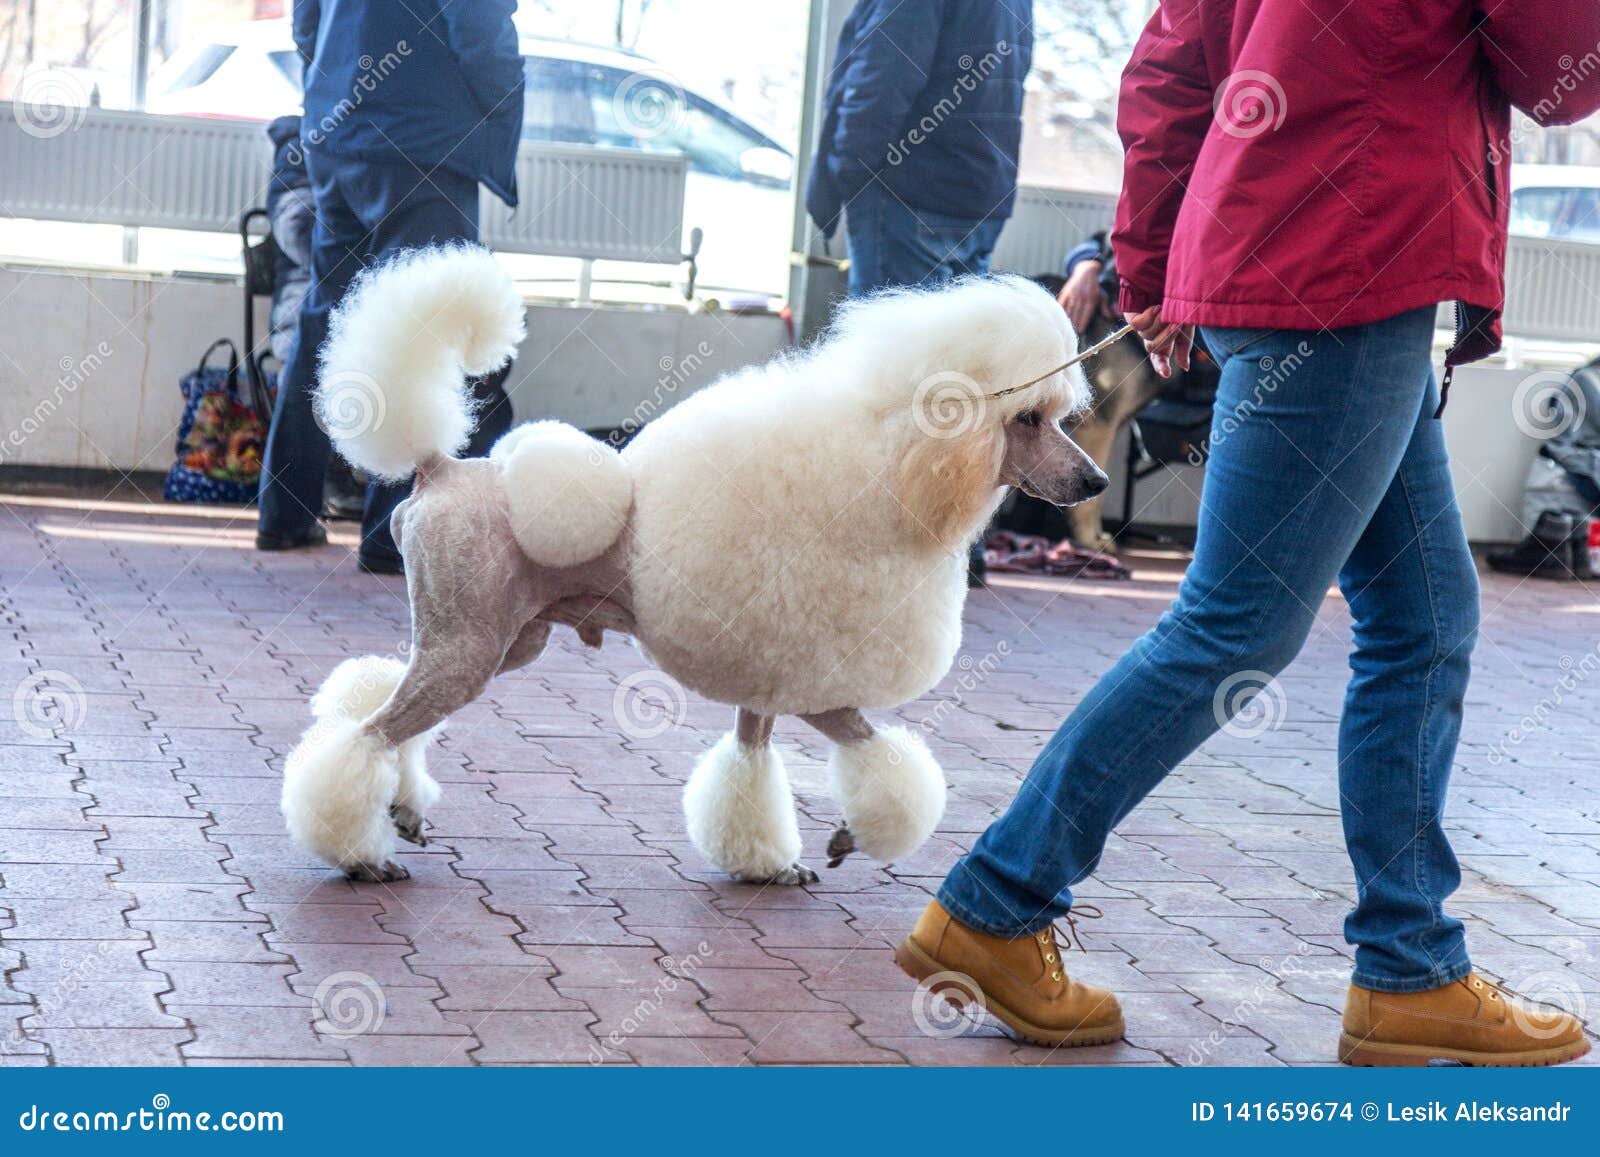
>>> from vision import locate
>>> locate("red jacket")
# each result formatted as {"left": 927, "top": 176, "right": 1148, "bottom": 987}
{"left": 1112, "top": 1, "right": 1600, "bottom": 369}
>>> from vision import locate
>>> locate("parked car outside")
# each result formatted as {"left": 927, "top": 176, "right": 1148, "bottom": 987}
{"left": 1510, "top": 164, "right": 1600, "bottom": 244}
{"left": 143, "top": 22, "right": 794, "bottom": 297}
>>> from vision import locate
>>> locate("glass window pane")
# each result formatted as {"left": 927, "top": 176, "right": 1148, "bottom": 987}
{"left": 0, "top": 0, "right": 134, "bottom": 109}
{"left": 1512, "top": 188, "right": 1571, "bottom": 238}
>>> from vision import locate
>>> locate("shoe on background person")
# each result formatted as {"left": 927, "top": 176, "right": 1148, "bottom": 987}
{"left": 255, "top": 522, "right": 327, "bottom": 552}
{"left": 357, "top": 550, "right": 404, "bottom": 576}
{"left": 895, "top": 899, "right": 1124, "bottom": 1047}
{"left": 1486, "top": 512, "right": 1595, "bottom": 580}
{"left": 1340, "top": 975, "right": 1591, "bottom": 1067}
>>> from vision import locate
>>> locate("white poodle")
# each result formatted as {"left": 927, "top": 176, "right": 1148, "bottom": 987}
{"left": 280, "top": 244, "right": 1106, "bottom": 883}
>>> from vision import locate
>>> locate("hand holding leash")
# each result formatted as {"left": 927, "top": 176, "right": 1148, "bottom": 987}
{"left": 1124, "top": 305, "right": 1194, "bottom": 379}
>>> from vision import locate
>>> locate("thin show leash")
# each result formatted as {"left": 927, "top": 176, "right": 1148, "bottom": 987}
{"left": 984, "top": 321, "right": 1137, "bottom": 399}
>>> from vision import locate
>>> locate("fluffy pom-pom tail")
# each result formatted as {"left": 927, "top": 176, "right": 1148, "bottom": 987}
{"left": 317, "top": 244, "right": 525, "bottom": 481}
{"left": 493, "top": 421, "right": 633, "bottom": 568}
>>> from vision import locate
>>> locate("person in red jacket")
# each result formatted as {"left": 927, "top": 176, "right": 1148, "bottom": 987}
{"left": 898, "top": 2, "right": 1600, "bottom": 1065}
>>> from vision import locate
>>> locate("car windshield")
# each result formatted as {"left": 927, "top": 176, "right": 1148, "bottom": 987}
{"left": 1511, "top": 185, "right": 1600, "bottom": 243}
{"left": 267, "top": 50, "right": 303, "bottom": 89}
{"left": 159, "top": 42, "right": 236, "bottom": 94}
{"left": 521, "top": 56, "right": 786, "bottom": 184}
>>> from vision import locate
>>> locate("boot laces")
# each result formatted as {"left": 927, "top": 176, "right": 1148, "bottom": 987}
{"left": 1470, "top": 975, "right": 1505, "bottom": 1004}
{"left": 1034, "top": 904, "right": 1103, "bottom": 982}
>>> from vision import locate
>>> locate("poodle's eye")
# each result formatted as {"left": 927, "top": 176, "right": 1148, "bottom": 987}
{"left": 1016, "top": 410, "right": 1041, "bottom": 428}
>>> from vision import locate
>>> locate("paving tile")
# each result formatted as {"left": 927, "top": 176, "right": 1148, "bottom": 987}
{"left": 28, "top": 1028, "right": 190, "bottom": 1066}
{"left": 468, "top": 1012, "right": 602, "bottom": 1063}
{"left": 171, "top": 1004, "right": 347, "bottom": 1061}
{"left": 4, "top": 491, "right": 1597, "bottom": 1067}
{"left": 713, "top": 1011, "right": 902, "bottom": 1064}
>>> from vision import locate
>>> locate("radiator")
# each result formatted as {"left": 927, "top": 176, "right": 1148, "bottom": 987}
{"left": 1502, "top": 236, "right": 1600, "bottom": 343}
{"left": 0, "top": 102, "right": 685, "bottom": 263}
{"left": 990, "top": 185, "right": 1118, "bottom": 277}
{"left": 480, "top": 142, "right": 684, "bottom": 262}
{"left": 0, "top": 104, "right": 270, "bottom": 234}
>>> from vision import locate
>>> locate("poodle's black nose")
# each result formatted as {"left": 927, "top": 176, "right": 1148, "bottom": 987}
{"left": 1082, "top": 470, "right": 1109, "bottom": 497}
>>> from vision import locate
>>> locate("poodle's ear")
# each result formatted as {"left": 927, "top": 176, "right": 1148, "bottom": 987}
{"left": 893, "top": 421, "right": 1005, "bottom": 550}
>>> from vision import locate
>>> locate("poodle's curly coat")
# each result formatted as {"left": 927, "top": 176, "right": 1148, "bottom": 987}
{"left": 280, "top": 245, "right": 1106, "bottom": 884}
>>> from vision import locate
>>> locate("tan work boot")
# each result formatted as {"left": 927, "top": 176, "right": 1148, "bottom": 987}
{"left": 895, "top": 899, "right": 1124, "bottom": 1047}
{"left": 1339, "top": 973, "right": 1591, "bottom": 1066}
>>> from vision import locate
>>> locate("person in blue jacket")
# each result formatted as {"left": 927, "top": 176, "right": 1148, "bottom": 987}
{"left": 257, "top": 0, "right": 525, "bottom": 574}
{"left": 806, "top": 0, "right": 1033, "bottom": 299}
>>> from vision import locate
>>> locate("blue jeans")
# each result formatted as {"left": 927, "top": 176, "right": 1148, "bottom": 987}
{"left": 939, "top": 306, "right": 1478, "bottom": 993}
{"left": 844, "top": 185, "right": 1005, "bottom": 297}
{"left": 258, "top": 153, "right": 512, "bottom": 562}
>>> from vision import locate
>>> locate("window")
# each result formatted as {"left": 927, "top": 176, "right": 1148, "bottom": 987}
{"left": 158, "top": 43, "right": 237, "bottom": 96}
{"left": 522, "top": 57, "right": 600, "bottom": 145}
{"left": 1512, "top": 186, "right": 1600, "bottom": 243}
{"left": 266, "top": 49, "right": 302, "bottom": 89}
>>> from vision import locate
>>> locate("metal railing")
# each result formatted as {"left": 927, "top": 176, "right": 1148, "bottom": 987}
{"left": 0, "top": 102, "right": 686, "bottom": 264}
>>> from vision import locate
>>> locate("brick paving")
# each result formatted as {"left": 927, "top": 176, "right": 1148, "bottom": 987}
{"left": 1, "top": 486, "right": 1598, "bottom": 1067}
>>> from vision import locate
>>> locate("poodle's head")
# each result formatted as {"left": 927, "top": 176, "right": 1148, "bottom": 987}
{"left": 825, "top": 275, "right": 1109, "bottom": 550}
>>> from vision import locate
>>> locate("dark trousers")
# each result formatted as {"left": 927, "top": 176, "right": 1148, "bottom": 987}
{"left": 257, "top": 152, "right": 514, "bottom": 563}
{"left": 843, "top": 185, "right": 1005, "bottom": 298}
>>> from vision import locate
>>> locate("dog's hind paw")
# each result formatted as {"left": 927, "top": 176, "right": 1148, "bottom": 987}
{"left": 736, "top": 861, "right": 818, "bottom": 886}
{"left": 345, "top": 859, "right": 410, "bottom": 883}
{"left": 390, "top": 804, "right": 426, "bottom": 847}
{"left": 825, "top": 824, "right": 856, "bottom": 868}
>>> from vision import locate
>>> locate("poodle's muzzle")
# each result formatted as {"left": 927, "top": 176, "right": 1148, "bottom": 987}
{"left": 1001, "top": 416, "right": 1110, "bottom": 508}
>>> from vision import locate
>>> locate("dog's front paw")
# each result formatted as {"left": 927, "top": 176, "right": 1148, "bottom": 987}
{"left": 346, "top": 859, "right": 411, "bottom": 883}
{"left": 390, "top": 803, "right": 426, "bottom": 847}
{"left": 825, "top": 824, "right": 856, "bottom": 868}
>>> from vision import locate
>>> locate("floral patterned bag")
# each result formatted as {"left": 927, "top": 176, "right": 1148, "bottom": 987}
{"left": 162, "top": 339, "right": 270, "bottom": 505}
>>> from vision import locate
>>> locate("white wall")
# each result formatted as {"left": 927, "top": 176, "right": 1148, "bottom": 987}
{"left": 0, "top": 263, "right": 1579, "bottom": 545}
{"left": 0, "top": 264, "right": 788, "bottom": 477}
